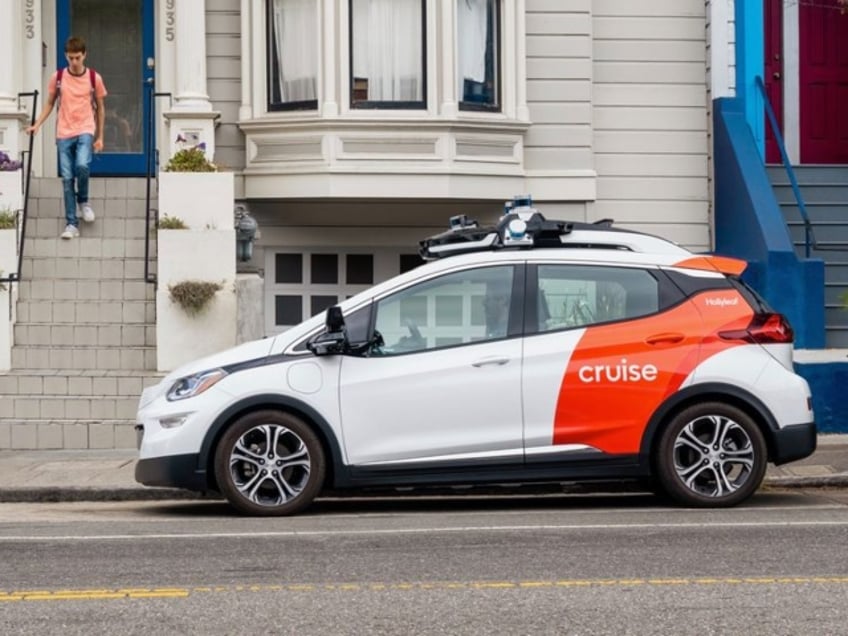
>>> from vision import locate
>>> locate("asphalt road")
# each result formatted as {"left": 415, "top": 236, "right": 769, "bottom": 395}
{"left": 1, "top": 489, "right": 848, "bottom": 635}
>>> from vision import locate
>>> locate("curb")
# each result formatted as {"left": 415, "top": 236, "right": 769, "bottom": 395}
{"left": 1, "top": 476, "right": 846, "bottom": 503}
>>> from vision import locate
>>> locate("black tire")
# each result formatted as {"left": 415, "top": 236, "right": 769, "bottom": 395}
{"left": 655, "top": 402, "right": 767, "bottom": 508}
{"left": 214, "top": 410, "right": 325, "bottom": 516}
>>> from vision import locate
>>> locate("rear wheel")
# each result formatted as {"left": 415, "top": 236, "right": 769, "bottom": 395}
{"left": 655, "top": 402, "right": 767, "bottom": 507}
{"left": 214, "top": 410, "right": 325, "bottom": 516}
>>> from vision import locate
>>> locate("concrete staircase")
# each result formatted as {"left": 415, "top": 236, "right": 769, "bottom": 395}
{"left": 768, "top": 165, "right": 848, "bottom": 349}
{"left": 0, "top": 177, "right": 161, "bottom": 449}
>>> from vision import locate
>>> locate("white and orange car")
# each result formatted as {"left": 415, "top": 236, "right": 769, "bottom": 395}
{"left": 135, "top": 197, "right": 817, "bottom": 515}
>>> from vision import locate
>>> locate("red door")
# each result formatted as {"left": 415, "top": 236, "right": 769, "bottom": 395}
{"left": 764, "top": 0, "right": 783, "bottom": 164}
{"left": 800, "top": 0, "right": 848, "bottom": 163}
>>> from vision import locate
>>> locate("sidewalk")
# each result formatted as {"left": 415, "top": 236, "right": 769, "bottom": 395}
{"left": 0, "top": 435, "right": 846, "bottom": 503}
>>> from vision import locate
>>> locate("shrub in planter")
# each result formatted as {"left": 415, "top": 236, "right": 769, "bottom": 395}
{"left": 0, "top": 208, "right": 16, "bottom": 229}
{"left": 157, "top": 214, "right": 188, "bottom": 230}
{"left": 164, "top": 140, "right": 217, "bottom": 173}
{"left": 168, "top": 280, "right": 224, "bottom": 316}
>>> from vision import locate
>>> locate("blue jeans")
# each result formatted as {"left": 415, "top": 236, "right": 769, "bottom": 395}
{"left": 57, "top": 133, "right": 94, "bottom": 227}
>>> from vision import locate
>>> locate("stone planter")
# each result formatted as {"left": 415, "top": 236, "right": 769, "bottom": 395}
{"left": 157, "top": 171, "right": 234, "bottom": 230}
{"left": 155, "top": 171, "right": 237, "bottom": 371}
{"left": 0, "top": 170, "right": 23, "bottom": 212}
{"left": 0, "top": 228, "right": 18, "bottom": 371}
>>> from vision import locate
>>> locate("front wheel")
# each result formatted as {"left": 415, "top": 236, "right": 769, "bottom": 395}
{"left": 655, "top": 402, "right": 767, "bottom": 507}
{"left": 214, "top": 410, "right": 325, "bottom": 516}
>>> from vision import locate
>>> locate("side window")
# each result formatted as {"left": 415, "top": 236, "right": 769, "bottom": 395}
{"left": 457, "top": 0, "right": 500, "bottom": 111}
{"left": 373, "top": 265, "right": 514, "bottom": 355}
{"left": 350, "top": 0, "right": 426, "bottom": 109}
{"left": 536, "top": 265, "right": 659, "bottom": 332}
{"left": 267, "top": 0, "right": 319, "bottom": 110}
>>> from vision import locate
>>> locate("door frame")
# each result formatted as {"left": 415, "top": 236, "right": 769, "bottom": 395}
{"left": 55, "top": 0, "right": 155, "bottom": 176}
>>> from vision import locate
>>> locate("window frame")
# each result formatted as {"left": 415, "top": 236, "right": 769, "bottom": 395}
{"left": 457, "top": 0, "right": 502, "bottom": 113}
{"left": 347, "top": 0, "right": 429, "bottom": 110}
{"left": 266, "top": 0, "right": 320, "bottom": 112}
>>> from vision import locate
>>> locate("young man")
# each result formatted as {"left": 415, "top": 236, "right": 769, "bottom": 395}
{"left": 26, "top": 36, "right": 107, "bottom": 239}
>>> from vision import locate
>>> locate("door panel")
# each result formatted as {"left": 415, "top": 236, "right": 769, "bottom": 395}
{"left": 800, "top": 0, "right": 848, "bottom": 163}
{"left": 339, "top": 264, "right": 524, "bottom": 465}
{"left": 764, "top": 0, "right": 783, "bottom": 164}
{"left": 57, "top": 0, "right": 154, "bottom": 175}
{"left": 339, "top": 340, "right": 523, "bottom": 465}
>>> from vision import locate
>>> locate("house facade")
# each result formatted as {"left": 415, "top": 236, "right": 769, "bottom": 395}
{"left": 0, "top": 0, "right": 844, "bottom": 449}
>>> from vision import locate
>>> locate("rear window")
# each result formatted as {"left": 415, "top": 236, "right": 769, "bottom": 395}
{"left": 728, "top": 276, "right": 773, "bottom": 313}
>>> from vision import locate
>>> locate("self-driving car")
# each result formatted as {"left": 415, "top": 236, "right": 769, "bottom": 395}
{"left": 135, "top": 197, "right": 817, "bottom": 515}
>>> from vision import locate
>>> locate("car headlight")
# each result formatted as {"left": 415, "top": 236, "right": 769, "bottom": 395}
{"left": 166, "top": 368, "right": 228, "bottom": 401}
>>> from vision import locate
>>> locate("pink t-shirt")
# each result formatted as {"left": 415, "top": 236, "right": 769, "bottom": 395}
{"left": 48, "top": 69, "right": 108, "bottom": 139}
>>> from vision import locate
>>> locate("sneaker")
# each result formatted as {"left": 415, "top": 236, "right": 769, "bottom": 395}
{"left": 60, "top": 224, "right": 80, "bottom": 240}
{"left": 79, "top": 202, "right": 95, "bottom": 223}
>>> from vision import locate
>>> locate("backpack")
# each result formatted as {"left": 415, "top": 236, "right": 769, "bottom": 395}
{"left": 56, "top": 67, "right": 97, "bottom": 111}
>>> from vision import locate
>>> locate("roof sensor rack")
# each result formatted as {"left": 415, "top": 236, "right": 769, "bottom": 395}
{"left": 419, "top": 195, "right": 617, "bottom": 260}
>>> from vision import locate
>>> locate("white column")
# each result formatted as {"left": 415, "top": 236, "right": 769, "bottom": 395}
{"left": 173, "top": 0, "right": 212, "bottom": 111}
{"left": 440, "top": 0, "right": 457, "bottom": 118}
{"left": 784, "top": 1, "right": 800, "bottom": 165}
{"left": 239, "top": 0, "right": 253, "bottom": 121}
{"left": 709, "top": 0, "right": 732, "bottom": 98}
{"left": 515, "top": 0, "right": 529, "bottom": 122}
{"left": 0, "top": 1, "right": 28, "bottom": 161}
{"left": 322, "top": 0, "right": 338, "bottom": 117}
{"left": 0, "top": 2, "right": 18, "bottom": 111}
{"left": 163, "top": 0, "right": 219, "bottom": 162}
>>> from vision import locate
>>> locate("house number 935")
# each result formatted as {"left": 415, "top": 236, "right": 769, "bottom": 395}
{"left": 165, "top": 0, "right": 176, "bottom": 41}
{"left": 25, "top": 0, "right": 36, "bottom": 39}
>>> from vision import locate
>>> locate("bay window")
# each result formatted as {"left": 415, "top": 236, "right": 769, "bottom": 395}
{"left": 458, "top": 0, "right": 500, "bottom": 111}
{"left": 267, "top": 0, "right": 319, "bottom": 110}
{"left": 349, "top": 0, "right": 426, "bottom": 108}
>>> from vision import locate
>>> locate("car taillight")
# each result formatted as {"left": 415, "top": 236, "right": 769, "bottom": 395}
{"left": 718, "top": 312, "right": 794, "bottom": 344}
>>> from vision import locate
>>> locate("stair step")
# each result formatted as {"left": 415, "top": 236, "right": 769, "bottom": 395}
{"left": 13, "top": 323, "right": 155, "bottom": 347}
{"left": 767, "top": 164, "right": 848, "bottom": 184}
{"left": 773, "top": 184, "right": 848, "bottom": 204}
{"left": 0, "top": 419, "right": 138, "bottom": 450}
{"left": 0, "top": 369, "right": 162, "bottom": 394}
{"left": 16, "top": 279, "right": 155, "bottom": 302}
{"left": 10, "top": 345, "right": 156, "bottom": 371}
{"left": 15, "top": 299, "right": 154, "bottom": 324}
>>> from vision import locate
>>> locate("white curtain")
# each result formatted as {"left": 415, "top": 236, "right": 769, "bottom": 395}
{"left": 457, "top": 0, "right": 489, "bottom": 97}
{"left": 272, "top": 0, "right": 318, "bottom": 103}
{"left": 352, "top": 0, "right": 423, "bottom": 102}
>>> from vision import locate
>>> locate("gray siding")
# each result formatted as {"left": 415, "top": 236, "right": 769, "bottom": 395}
{"left": 524, "top": 0, "right": 593, "bottom": 175}
{"left": 206, "top": 0, "right": 245, "bottom": 171}
{"left": 592, "top": 0, "right": 710, "bottom": 250}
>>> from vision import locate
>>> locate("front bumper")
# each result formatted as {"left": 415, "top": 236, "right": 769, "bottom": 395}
{"left": 135, "top": 453, "right": 209, "bottom": 492}
{"left": 771, "top": 421, "right": 817, "bottom": 465}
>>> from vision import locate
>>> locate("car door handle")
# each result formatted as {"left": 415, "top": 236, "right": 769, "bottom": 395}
{"left": 645, "top": 332, "right": 685, "bottom": 346}
{"left": 471, "top": 356, "right": 510, "bottom": 367}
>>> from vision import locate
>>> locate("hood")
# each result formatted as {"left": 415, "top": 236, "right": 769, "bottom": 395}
{"left": 160, "top": 337, "right": 277, "bottom": 385}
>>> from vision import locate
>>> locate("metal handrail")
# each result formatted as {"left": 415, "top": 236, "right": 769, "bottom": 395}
{"left": 755, "top": 75, "right": 846, "bottom": 255}
{"left": 754, "top": 75, "right": 816, "bottom": 257}
{"left": 143, "top": 83, "right": 172, "bottom": 287}
{"left": 0, "top": 90, "right": 38, "bottom": 285}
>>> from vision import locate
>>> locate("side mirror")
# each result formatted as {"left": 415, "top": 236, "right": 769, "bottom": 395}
{"left": 307, "top": 306, "right": 348, "bottom": 356}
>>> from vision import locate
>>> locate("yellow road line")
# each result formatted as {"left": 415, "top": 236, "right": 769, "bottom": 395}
{"left": 1, "top": 576, "right": 848, "bottom": 602}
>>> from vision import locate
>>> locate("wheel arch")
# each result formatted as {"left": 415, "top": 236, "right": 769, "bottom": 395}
{"left": 639, "top": 383, "right": 781, "bottom": 470}
{"left": 198, "top": 394, "right": 346, "bottom": 492}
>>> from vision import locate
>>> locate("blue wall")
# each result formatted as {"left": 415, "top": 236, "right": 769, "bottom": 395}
{"left": 713, "top": 98, "right": 825, "bottom": 349}
{"left": 795, "top": 362, "right": 848, "bottom": 433}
